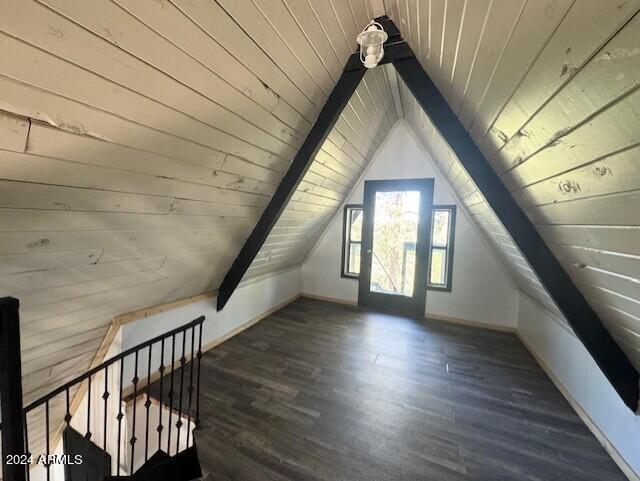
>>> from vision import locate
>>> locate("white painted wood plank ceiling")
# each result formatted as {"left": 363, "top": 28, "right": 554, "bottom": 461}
{"left": 1, "top": 0, "right": 639, "bottom": 452}
{"left": 385, "top": 0, "right": 640, "bottom": 370}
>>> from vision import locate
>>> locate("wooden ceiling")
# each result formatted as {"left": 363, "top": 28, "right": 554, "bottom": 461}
{"left": 1, "top": 0, "right": 639, "bottom": 449}
{"left": 386, "top": 0, "right": 640, "bottom": 370}
{"left": 0, "top": 0, "right": 387, "bottom": 411}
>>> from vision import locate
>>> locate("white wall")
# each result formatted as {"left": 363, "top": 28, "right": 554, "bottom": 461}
{"left": 121, "top": 267, "right": 301, "bottom": 354}
{"left": 117, "top": 267, "right": 301, "bottom": 403}
{"left": 32, "top": 267, "right": 301, "bottom": 480}
{"left": 302, "top": 121, "right": 518, "bottom": 328}
{"left": 518, "top": 293, "right": 640, "bottom": 480}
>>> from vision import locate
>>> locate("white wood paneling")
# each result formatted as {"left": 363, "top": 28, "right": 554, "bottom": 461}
{"left": 0, "top": 0, "right": 382, "bottom": 454}
{"left": 246, "top": 69, "right": 398, "bottom": 279}
{"left": 389, "top": 1, "right": 640, "bottom": 376}
{"left": 4, "top": 0, "right": 640, "bottom": 456}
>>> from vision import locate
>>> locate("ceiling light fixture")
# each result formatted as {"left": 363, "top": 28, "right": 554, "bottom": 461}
{"left": 357, "top": 20, "right": 388, "bottom": 69}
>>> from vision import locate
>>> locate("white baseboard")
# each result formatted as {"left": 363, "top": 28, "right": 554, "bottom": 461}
{"left": 300, "top": 292, "right": 357, "bottom": 305}
{"left": 426, "top": 312, "right": 517, "bottom": 333}
{"left": 518, "top": 332, "right": 638, "bottom": 481}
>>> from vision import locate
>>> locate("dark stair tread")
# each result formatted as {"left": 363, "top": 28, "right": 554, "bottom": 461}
{"left": 137, "top": 449, "right": 171, "bottom": 474}
{"left": 104, "top": 446, "right": 201, "bottom": 481}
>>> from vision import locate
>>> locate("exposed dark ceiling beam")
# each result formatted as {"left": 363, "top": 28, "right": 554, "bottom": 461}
{"left": 393, "top": 44, "right": 639, "bottom": 412}
{"left": 215, "top": 16, "right": 639, "bottom": 412}
{"left": 216, "top": 58, "right": 366, "bottom": 310}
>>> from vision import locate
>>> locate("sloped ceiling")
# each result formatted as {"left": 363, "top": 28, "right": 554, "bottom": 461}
{"left": 383, "top": 0, "right": 640, "bottom": 371}
{"left": 0, "top": 0, "right": 386, "bottom": 451}
{"left": 246, "top": 68, "right": 400, "bottom": 279}
{"left": 1, "top": 0, "right": 640, "bottom": 453}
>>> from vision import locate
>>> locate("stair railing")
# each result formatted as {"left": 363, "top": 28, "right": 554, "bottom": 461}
{"left": 0, "top": 296, "right": 206, "bottom": 480}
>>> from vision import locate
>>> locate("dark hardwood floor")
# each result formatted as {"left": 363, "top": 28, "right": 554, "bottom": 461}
{"left": 180, "top": 298, "right": 627, "bottom": 480}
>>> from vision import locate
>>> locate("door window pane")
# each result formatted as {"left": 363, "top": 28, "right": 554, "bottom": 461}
{"left": 370, "top": 190, "right": 420, "bottom": 297}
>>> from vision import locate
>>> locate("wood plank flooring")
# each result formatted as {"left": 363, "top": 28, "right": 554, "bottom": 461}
{"left": 173, "top": 298, "right": 627, "bottom": 480}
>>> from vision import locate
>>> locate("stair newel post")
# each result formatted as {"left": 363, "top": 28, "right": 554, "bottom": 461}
{"left": 130, "top": 350, "right": 139, "bottom": 475}
{"left": 195, "top": 320, "right": 203, "bottom": 430}
{"left": 186, "top": 326, "right": 196, "bottom": 447}
{"left": 157, "top": 337, "right": 165, "bottom": 452}
{"left": 0, "top": 297, "right": 27, "bottom": 481}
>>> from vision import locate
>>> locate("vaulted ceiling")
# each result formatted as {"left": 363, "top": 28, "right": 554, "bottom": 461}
{"left": 384, "top": 0, "right": 640, "bottom": 373}
{"left": 1, "top": 0, "right": 639, "bottom": 450}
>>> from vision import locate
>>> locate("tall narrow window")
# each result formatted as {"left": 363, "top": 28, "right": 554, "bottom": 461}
{"left": 341, "top": 204, "right": 363, "bottom": 278}
{"left": 428, "top": 205, "right": 456, "bottom": 291}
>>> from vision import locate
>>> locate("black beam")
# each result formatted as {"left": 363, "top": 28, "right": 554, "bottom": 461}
{"left": 216, "top": 67, "right": 366, "bottom": 310}
{"left": 0, "top": 297, "right": 27, "bottom": 481}
{"left": 394, "top": 53, "right": 640, "bottom": 411}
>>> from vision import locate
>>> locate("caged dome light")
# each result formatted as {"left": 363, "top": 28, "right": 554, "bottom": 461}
{"left": 356, "top": 20, "right": 388, "bottom": 69}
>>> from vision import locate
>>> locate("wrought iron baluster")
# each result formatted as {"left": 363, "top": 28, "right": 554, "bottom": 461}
{"left": 167, "top": 333, "right": 176, "bottom": 454}
{"left": 130, "top": 350, "right": 139, "bottom": 475}
{"left": 176, "top": 330, "right": 187, "bottom": 452}
{"left": 45, "top": 400, "right": 50, "bottom": 481}
{"left": 144, "top": 344, "right": 152, "bottom": 462}
{"left": 186, "top": 326, "right": 196, "bottom": 447}
{"left": 116, "top": 358, "right": 124, "bottom": 475}
{"left": 196, "top": 320, "right": 203, "bottom": 430}
{"left": 86, "top": 375, "right": 92, "bottom": 440}
{"left": 157, "top": 338, "right": 165, "bottom": 452}
{"left": 103, "top": 365, "right": 109, "bottom": 450}
{"left": 65, "top": 388, "right": 71, "bottom": 426}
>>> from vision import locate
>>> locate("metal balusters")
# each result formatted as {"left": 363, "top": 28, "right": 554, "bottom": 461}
{"left": 116, "top": 358, "right": 124, "bottom": 475}
{"left": 167, "top": 333, "right": 175, "bottom": 454}
{"left": 45, "top": 400, "right": 50, "bottom": 481}
{"left": 103, "top": 366, "right": 109, "bottom": 450}
{"left": 144, "top": 344, "right": 152, "bottom": 462}
{"left": 130, "top": 350, "right": 139, "bottom": 475}
{"left": 186, "top": 327, "right": 196, "bottom": 447}
{"left": 176, "top": 330, "right": 187, "bottom": 452}
{"left": 15, "top": 314, "right": 205, "bottom": 478}
{"left": 158, "top": 338, "right": 165, "bottom": 452}
{"left": 196, "top": 321, "right": 203, "bottom": 430}
{"left": 86, "top": 376, "right": 92, "bottom": 440}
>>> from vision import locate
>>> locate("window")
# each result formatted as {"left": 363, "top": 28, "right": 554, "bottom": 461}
{"left": 341, "top": 203, "right": 455, "bottom": 289}
{"left": 341, "top": 204, "right": 363, "bottom": 278}
{"left": 428, "top": 205, "right": 456, "bottom": 291}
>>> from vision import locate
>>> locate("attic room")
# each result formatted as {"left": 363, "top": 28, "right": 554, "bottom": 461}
{"left": 0, "top": 0, "right": 639, "bottom": 480}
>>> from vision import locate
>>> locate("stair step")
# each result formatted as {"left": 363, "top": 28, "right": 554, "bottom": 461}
{"left": 104, "top": 446, "right": 201, "bottom": 481}
{"left": 137, "top": 449, "right": 171, "bottom": 474}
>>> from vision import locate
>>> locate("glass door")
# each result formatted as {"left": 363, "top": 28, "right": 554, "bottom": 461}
{"left": 358, "top": 179, "right": 434, "bottom": 315}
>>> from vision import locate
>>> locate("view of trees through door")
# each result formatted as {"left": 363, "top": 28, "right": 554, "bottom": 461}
{"left": 370, "top": 190, "right": 421, "bottom": 297}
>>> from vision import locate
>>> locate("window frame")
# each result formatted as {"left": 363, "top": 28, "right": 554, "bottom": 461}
{"left": 427, "top": 205, "right": 456, "bottom": 292}
{"left": 341, "top": 204, "right": 363, "bottom": 279}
